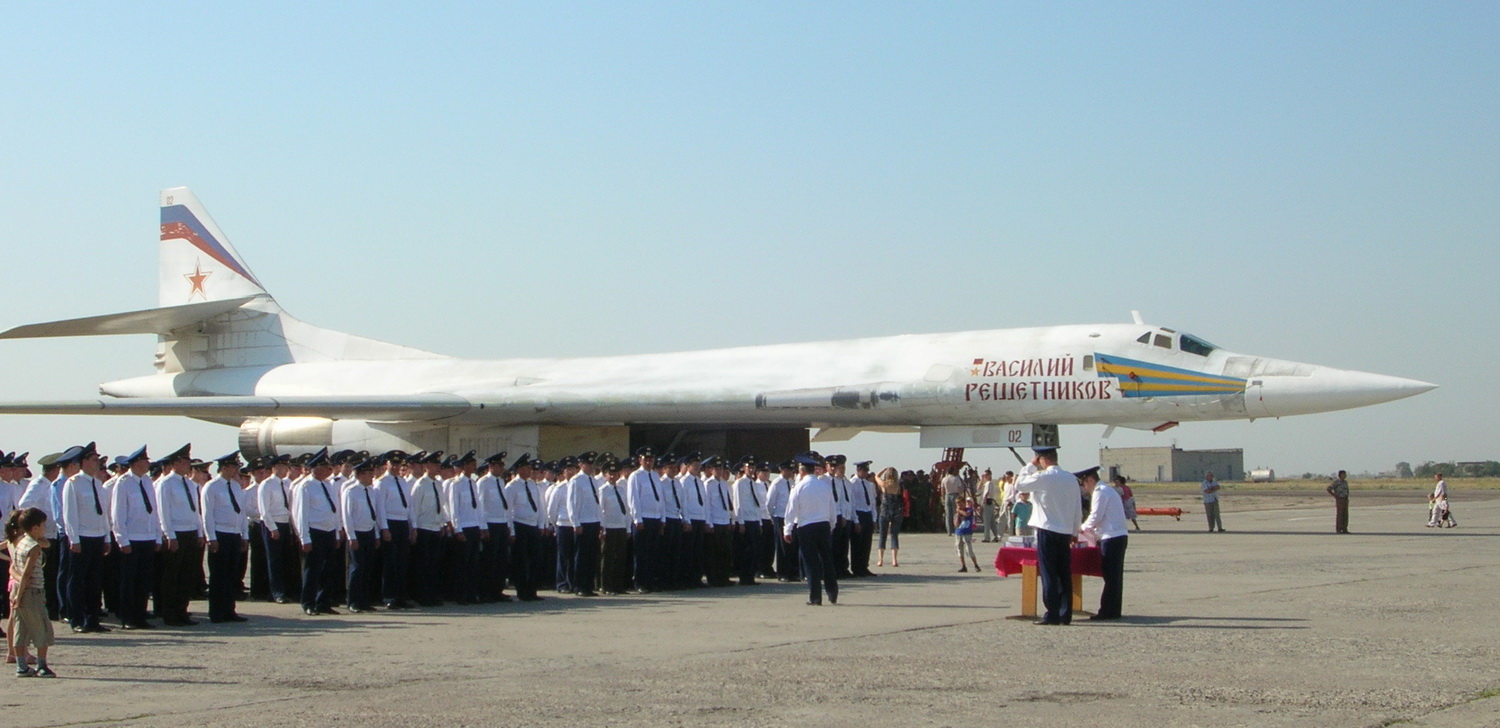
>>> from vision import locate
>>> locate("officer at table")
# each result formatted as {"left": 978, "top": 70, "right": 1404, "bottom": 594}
{"left": 1011, "top": 446, "right": 1082, "bottom": 626}
{"left": 1078, "top": 466, "right": 1128, "bottom": 620}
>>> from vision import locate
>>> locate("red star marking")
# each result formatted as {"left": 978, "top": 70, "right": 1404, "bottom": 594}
{"left": 185, "top": 260, "right": 211, "bottom": 300}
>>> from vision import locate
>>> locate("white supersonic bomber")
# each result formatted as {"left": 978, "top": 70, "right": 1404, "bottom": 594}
{"left": 0, "top": 187, "right": 1437, "bottom": 458}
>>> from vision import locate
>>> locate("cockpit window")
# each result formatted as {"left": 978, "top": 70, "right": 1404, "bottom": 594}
{"left": 1153, "top": 334, "right": 1173, "bottom": 349}
{"left": 1180, "top": 334, "right": 1217, "bottom": 356}
{"left": 1136, "top": 332, "right": 1151, "bottom": 344}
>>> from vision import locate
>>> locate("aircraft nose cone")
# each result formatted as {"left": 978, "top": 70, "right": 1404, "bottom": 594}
{"left": 1254, "top": 366, "right": 1437, "bottom": 417}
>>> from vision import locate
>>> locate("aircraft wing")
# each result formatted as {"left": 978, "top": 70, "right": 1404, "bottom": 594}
{"left": 0, "top": 394, "right": 470, "bottom": 422}
{"left": 0, "top": 296, "right": 260, "bottom": 339}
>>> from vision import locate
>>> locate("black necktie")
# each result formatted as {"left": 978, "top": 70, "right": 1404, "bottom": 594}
{"left": 89, "top": 477, "right": 102, "bottom": 516}
{"left": 320, "top": 481, "right": 337, "bottom": 513}
{"left": 587, "top": 475, "right": 599, "bottom": 504}
{"left": 832, "top": 479, "right": 840, "bottom": 502}
{"left": 183, "top": 476, "right": 198, "bottom": 513}
{"left": 749, "top": 481, "right": 760, "bottom": 508}
{"left": 364, "top": 487, "right": 376, "bottom": 520}
{"left": 670, "top": 478, "right": 680, "bottom": 509}
{"left": 648, "top": 472, "right": 659, "bottom": 500}
{"left": 432, "top": 479, "right": 442, "bottom": 514}
{"left": 524, "top": 481, "right": 536, "bottom": 512}
{"left": 466, "top": 477, "right": 476, "bottom": 509}
{"left": 861, "top": 479, "right": 870, "bottom": 506}
{"left": 496, "top": 478, "right": 509, "bottom": 510}
{"left": 611, "top": 482, "right": 626, "bottom": 513}
{"left": 394, "top": 476, "right": 408, "bottom": 508}
{"left": 227, "top": 482, "right": 241, "bottom": 513}
{"left": 279, "top": 478, "right": 289, "bottom": 509}
{"left": 138, "top": 477, "right": 154, "bottom": 515}
{"left": 691, "top": 476, "right": 702, "bottom": 505}
{"left": 717, "top": 481, "right": 728, "bottom": 511}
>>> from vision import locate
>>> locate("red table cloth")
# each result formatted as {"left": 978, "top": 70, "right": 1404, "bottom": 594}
{"left": 994, "top": 545, "right": 1103, "bottom": 578}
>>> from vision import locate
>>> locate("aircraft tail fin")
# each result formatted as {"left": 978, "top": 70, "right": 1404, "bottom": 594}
{"left": 159, "top": 187, "right": 268, "bottom": 307}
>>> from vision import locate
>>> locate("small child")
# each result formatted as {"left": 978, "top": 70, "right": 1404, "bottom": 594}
{"left": 953, "top": 497, "right": 980, "bottom": 572}
{"left": 1011, "top": 493, "right": 1034, "bottom": 538}
{"left": 8, "top": 508, "right": 55, "bottom": 678}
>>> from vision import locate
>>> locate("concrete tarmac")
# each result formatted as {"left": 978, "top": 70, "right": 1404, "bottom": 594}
{"left": 14, "top": 496, "right": 1500, "bottom": 727}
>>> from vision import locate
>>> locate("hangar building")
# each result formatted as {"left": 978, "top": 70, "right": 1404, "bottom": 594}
{"left": 1099, "top": 446, "right": 1245, "bottom": 483}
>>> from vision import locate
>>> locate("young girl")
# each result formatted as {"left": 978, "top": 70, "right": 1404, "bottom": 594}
{"left": 8, "top": 508, "right": 55, "bottom": 678}
{"left": 953, "top": 496, "right": 980, "bottom": 573}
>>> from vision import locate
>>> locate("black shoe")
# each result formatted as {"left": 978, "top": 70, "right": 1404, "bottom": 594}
{"left": 227, "top": 615, "right": 248, "bottom": 622}
{"left": 806, "top": 600, "right": 822, "bottom": 606}
{"left": 304, "top": 608, "right": 319, "bottom": 616}
{"left": 495, "top": 595, "right": 513, "bottom": 602}
{"left": 519, "top": 595, "right": 545, "bottom": 602}
{"left": 829, "top": 596, "right": 838, "bottom": 605}
{"left": 576, "top": 591, "right": 598, "bottom": 597}
{"left": 1033, "top": 619, "right": 1061, "bottom": 626}
{"left": 347, "top": 606, "right": 368, "bottom": 614}
{"left": 316, "top": 607, "right": 341, "bottom": 615}
{"left": 1088, "top": 614, "right": 1119, "bottom": 621}
{"left": 273, "top": 597, "right": 289, "bottom": 604}
{"left": 82, "top": 624, "right": 112, "bottom": 633}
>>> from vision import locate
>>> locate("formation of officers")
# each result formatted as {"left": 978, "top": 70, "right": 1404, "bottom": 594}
{"left": 0, "top": 442, "right": 883, "bottom": 632}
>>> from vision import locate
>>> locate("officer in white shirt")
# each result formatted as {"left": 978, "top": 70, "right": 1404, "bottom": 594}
{"left": 201, "top": 452, "right": 250, "bottom": 623}
{"left": 292, "top": 448, "right": 344, "bottom": 616}
{"left": 256, "top": 455, "right": 296, "bottom": 604}
{"left": 657, "top": 455, "right": 685, "bottom": 590}
{"left": 476, "top": 453, "right": 514, "bottom": 603}
{"left": 702, "top": 457, "right": 735, "bottom": 587}
{"left": 443, "top": 451, "right": 484, "bottom": 604}
{"left": 1012, "top": 446, "right": 1084, "bottom": 626}
{"left": 1080, "top": 468, "right": 1129, "bottom": 620}
{"left": 825, "top": 455, "right": 856, "bottom": 579}
{"left": 566, "top": 453, "right": 604, "bottom": 597}
{"left": 767, "top": 461, "right": 799, "bottom": 582}
{"left": 598, "top": 458, "right": 633, "bottom": 595}
{"left": 730, "top": 457, "right": 763, "bottom": 586}
{"left": 783, "top": 452, "right": 839, "bottom": 606}
{"left": 59, "top": 444, "right": 112, "bottom": 633}
{"left": 504, "top": 455, "right": 545, "bottom": 602}
{"left": 339, "top": 457, "right": 386, "bottom": 613}
{"left": 408, "top": 451, "right": 448, "bottom": 606}
{"left": 110, "top": 446, "right": 159, "bottom": 630}
{"left": 675, "top": 455, "right": 708, "bottom": 588}
{"left": 626, "top": 447, "right": 667, "bottom": 593}
{"left": 848, "top": 461, "right": 879, "bottom": 577}
{"left": 374, "top": 452, "right": 414, "bottom": 609}
{"left": 152, "top": 445, "right": 203, "bottom": 626}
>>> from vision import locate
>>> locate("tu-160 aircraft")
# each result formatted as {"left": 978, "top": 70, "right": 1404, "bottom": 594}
{"left": 0, "top": 188, "right": 1436, "bottom": 460}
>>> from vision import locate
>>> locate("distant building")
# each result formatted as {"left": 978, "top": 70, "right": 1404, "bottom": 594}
{"left": 1099, "top": 446, "right": 1245, "bottom": 483}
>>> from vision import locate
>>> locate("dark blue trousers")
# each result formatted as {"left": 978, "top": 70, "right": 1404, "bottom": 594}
{"left": 301, "top": 528, "right": 340, "bottom": 611}
{"left": 736, "top": 520, "right": 761, "bottom": 585}
{"left": 208, "top": 532, "right": 244, "bottom": 621}
{"left": 509, "top": 523, "right": 541, "bottom": 599}
{"left": 412, "top": 528, "right": 445, "bottom": 605}
{"left": 795, "top": 521, "right": 837, "bottom": 604}
{"left": 481, "top": 523, "right": 510, "bottom": 601}
{"left": 773, "top": 517, "right": 799, "bottom": 580}
{"left": 119, "top": 539, "right": 157, "bottom": 625}
{"left": 661, "top": 518, "right": 682, "bottom": 589}
{"left": 573, "top": 522, "right": 601, "bottom": 594}
{"left": 555, "top": 525, "right": 576, "bottom": 592}
{"left": 851, "top": 510, "right": 875, "bottom": 575}
{"left": 65, "top": 535, "right": 106, "bottom": 629}
{"left": 382, "top": 520, "right": 412, "bottom": 606}
{"left": 1098, "top": 535, "right": 1128, "bottom": 619}
{"left": 634, "top": 518, "right": 662, "bottom": 591}
{"left": 453, "top": 526, "right": 482, "bottom": 602}
{"left": 346, "top": 529, "right": 377, "bottom": 610}
{"left": 1035, "top": 528, "right": 1073, "bottom": 624}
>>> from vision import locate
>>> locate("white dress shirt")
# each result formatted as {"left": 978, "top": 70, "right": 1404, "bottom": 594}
{"left": 340, "top": 481, "right": 384, "bottom": 535}
{"left": 850, "top": 477, "right": 877, "bottom": 514}
{"left": 476, "top": 473, "right": 512, "bottom": 525}
{"left": 705, "top": 477, "right": 733, "bottom": 526}
{"left": 660, "top": 473, "right": 683, "bottom": 520}
{"left": 767, "top": 476, "right": 793, "bottom": 519}
{"left": 599, "top": 478, "right": 631, "bottom": 529}
{"left": 677, "top": 473, "right": 707, "bottom": 522}
{"left": 293, "top": 477, "right": 343, "bottom": 544}
{"left": 783, "top": 475, "right": 837, "bottom": 536}
{"left": 19, "top": 476, "right": 60, "bottom": 538}
{"left": 1081, "top": 483, "right": 1129, "bottom": 541}
{"left": 1012, "top": 464, "right": 1083, "bottom": 536}
{"left": 410, "top": 475, "right": 447, "bottom": 531}
{"left": 375, "top": 473, "right": 411, "bottom": 523}
{"left": 566, "top": 471, "right": 603, "bottom": 525}
{"left": 61, "top": 473, "right": 111, "bottom": 539}
{"left": 545, "top": 481, "right": 568, "bottom": 529}
{"left": 446, "top": 474, "right": 483, "bottom": 530}
{"left": 111, "top": 472, "right": 161, "bottom": 544}
{"left": 731, "top": 476, "right": 761, "bottom": 524}
{"left": 506, "top": 477, "right": 543, "bottom": 528}
{"left": 258, "top": 475, "right": 292, "bottom": 525}
{"left": 155, "top": 472, "right": 204, "bottom": 537}
{"left": 201, "top": 476, "right": 250, "bottom": 540}
{"left": 626, "top": 467, "right": 665, "bottom": 523}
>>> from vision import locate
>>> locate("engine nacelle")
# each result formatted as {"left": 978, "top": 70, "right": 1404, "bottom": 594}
{"left": 237, "top": 417, "right": 440, "bottom": 459}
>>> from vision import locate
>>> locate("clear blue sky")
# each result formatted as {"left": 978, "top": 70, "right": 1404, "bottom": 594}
{"left": 0, "top": 3, "right": 1493, "bottom": 477}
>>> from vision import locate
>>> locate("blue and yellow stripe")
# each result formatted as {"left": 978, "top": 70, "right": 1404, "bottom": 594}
{"left": 1095, "top": 354, "right": 1245, "bottom": 398}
